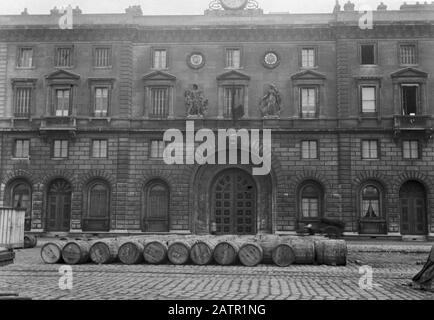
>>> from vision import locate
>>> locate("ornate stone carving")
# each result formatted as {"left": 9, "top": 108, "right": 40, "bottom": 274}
{"left": 259, "top": 84, "right": 282, "bottom": 118}
{"left": 185, "top": 84, "right": 208, "bottom": 117}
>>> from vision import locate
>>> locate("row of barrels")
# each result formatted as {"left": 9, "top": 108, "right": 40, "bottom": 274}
{"left": 41, "top": 235, "right": 347, "bottom": 267}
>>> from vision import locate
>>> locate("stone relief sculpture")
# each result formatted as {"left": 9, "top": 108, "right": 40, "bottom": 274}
{"left": 185, "top": 84, "right": 209, "bottom": 117}
{"left": 259, "top": 84, "right": 282, "bottom": 118}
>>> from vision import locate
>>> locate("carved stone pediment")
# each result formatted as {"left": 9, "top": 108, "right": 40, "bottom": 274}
{"left": 217, "top": 70, "right": 250, "bottom": 81}
{"left": 142, "top": 70, "right": 177, "bottom": 81}
{"left": 390, "top": 67, "right": 428, "bottom": 79}
{"left": 290, "top": 69, "right": 326, "bottom": 80}
{"left": 45, "top": 69, "right": 80, "bottom": 80}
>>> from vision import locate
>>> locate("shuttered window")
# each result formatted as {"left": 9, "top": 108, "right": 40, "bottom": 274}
{"left": 14, "top": 87, "right": 32, "bottom": 117}
{"left": 94, "top": 47, "right": 111, "bottom": 67}
{"left": 53, "top": 140, "right": 68, "bottom": 158}
{"left": 301, "top": 88, "right": 317, "bottom": 118}
{"left": 95, "top": 88, "right": 109, "bottom": 117}
{"left": 17, "top": 48, "right": 33, "bottom": 68}
{"left": 150, "top": 87, "right": 169, "bottom": 117}
{"left": 153, "top": 49, "right": 167, "bottom": 69}
{"left": 301, "top": 141, "right": 318, "bottom": 159}
{"left": 226, "top": 49, "right": 241, "bottom": 69}
{"left": 92, "top": 140, "right": 108, "bottom": 158}
{"left": 55, "top": 47, "right": 73, "bottom": 67}
{"left": 400, "top": 45, "right": 417, "bottom": 65}
{"left": 14, "top": 139, "right": 30, "bottom": 158}
{"left": 55, "top": 89, "right": 70, "bottom": 116}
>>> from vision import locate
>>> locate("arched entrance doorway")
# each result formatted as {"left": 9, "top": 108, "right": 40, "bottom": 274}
{"left": 399, "top": 181, "right": 427, "bottom": 235}
{"left": 211, "top": 169, "right": 256, "bottom": 235}
{"left": 46, "top": 179, "right": 72, "bottom": 232}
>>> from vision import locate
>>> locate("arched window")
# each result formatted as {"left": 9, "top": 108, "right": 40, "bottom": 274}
{"left": 143, "top": 181, "right": 169, "bottom": 232}
{"left": 84, "top": 181, "right": 110, "bottom": 232}
{"left": 299, "top": 182, "right": 323, "bottom": 219}
{"left": 361, "top": 185, "right": 381, "bottom": 218}
{"left": 11, "top": 181, "right": 32, "bottom": 231}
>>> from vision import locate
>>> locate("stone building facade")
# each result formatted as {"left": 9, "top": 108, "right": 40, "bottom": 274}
{"left": 0, "top": 1, "right": 433, "bottom": 240}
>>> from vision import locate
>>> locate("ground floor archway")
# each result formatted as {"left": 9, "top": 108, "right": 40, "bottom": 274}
{"left": 399, "top": 180, "right": 427, "bottom": 235}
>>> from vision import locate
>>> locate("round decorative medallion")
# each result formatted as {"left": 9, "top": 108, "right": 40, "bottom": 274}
{"left": 187, "top": 52, "right": 205, "bottom": 69}
{"left": 263, "top": 51, "right": 280, "bottom": 69}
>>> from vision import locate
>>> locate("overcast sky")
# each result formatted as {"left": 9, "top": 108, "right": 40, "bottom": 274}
{"left": 0, "top": 0, "right": 412, "bottom": 15}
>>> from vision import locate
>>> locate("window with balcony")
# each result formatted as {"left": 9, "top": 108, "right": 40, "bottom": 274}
{"left": 53, "top": 140, "right": 68, "bottom": 158}
{"left": 55, "top": 88, "right": 71, "bottom": 117}
{"left": 403, "top": 140, "right": 419, "bottom": 159}
{"left": 94, "top": 47, "right": 111, "bottom": 68}
{"left": 94, "top": 87, "right": 109, "bottom": 117}
{"left": 14, "top": 139, "right": 30, "bottom": 158}
{"left": 223, "top": 86, "right": 244, "bottom": 118}
{"left": 55, "top": 47, "right": 73, "bottom": 67}
{"left": 92, "top": 140, "right": 108, "bottom": 158}
{"left": 150, "top": 87, "right": 169, "bottom": 118}
{"left": 301, "top": 140, "right": 318, "bottom": 159}
{"left": 17, "top": 48, "right": 33, "bottom": 68}
{"left": 401, "top": 85, "right": 419, "bottom": 116}
{"left": 226, "top": 48, "right": 241, "bottom": 69}
{"left": 362, "top": 140, "right": 378, "bottom": 159}
{"left": 300, "top": 87, "right": 317, "bottom": 118}
{"left": 152, "top": 49, "right": 167, "bottom": 69}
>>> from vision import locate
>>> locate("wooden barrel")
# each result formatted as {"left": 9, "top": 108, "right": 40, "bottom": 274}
{"left": 314, "top": 239, "right": 347, "bottom": 266}
{"left": 41, "top": 241, "right": 66, "bottom": 264}
{"left": 288, "top": 239, "right": 315, "bottom": 265}
{"left": 272, "top": 243, "right": 296, "bottom": 267}
{"left": 24, "top": 235, "right": 37, "bottom": 249}
{"left": 118, "top": 240, "right": 145, "bottom": 265}
{"left": 238, "top": 242, "right": 263, "bottom": 267}
{"left": 89, "top": 240, "right": 119, "bottom": 264}
{"left": 257, "top": 236, "right": 282, "bottom": 264}
{"left": 143, "top": 240, "right": 168, "bottom": 264}
{"left": 213, "top": 241, "right": 240, "bottom": 265}
{"left": 62, "top": 241, "right": 91, "bottom": 265}
{"left": 190, "top": 239, "right": 218, "bottom": 265}
{"left": 167, "top": 240, "right": 196, "bottom": 265}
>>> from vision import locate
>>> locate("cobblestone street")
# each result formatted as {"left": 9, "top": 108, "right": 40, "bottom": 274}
{"left": 0, "top": 240, "right": 433, "bottom": 300}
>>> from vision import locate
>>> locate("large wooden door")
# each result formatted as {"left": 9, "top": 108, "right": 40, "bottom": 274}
{"left": 143, "top": 182, "right": 169, "bottom": 232}
{"left": 46, "top": 179, "right": 72, "bottom": 232}
{"left": 400, "top": 181, "right": 427, "bottom": 235}
{"left": 213, "top": 169, "right": 256, "bottom": 235}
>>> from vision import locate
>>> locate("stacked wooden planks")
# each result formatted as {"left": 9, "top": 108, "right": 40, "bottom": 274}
{"left": 40, "top": 234, "right": 347, "bottom": 267}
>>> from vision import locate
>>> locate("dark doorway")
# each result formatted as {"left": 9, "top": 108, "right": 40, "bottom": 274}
{"left": 46, "top": 179, "right": 72, "bottom": 232}
{"left": 212, "top": 169, "right": 256, "bottom": 235}
{"left": 399, "top": 181, "right": 427, "bottom": 235}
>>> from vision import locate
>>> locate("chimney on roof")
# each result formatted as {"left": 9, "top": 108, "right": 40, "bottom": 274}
{"left": 343, "top": 1, "right": 355, "bottom": 11}
{"left": 21, "top": 8, "right": 29, "bottom": 15}
{"left": 377, "top": 2, "right": 387, "bottom": 10}
{"left": 333, "top": 0, "right": 341, "bottom": 12}
{"left": 73, "top": 6, "right": 82, "bottom": 15}
{"left": 50, "top": 6, "right": 60, "bottom": 15}
{"left": 125, "top": 5, "right": 143, "bottom": 16}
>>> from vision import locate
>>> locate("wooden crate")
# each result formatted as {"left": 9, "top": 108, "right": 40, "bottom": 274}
{"left": 0, "top": 208, "right": 26, "bottom": 249}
